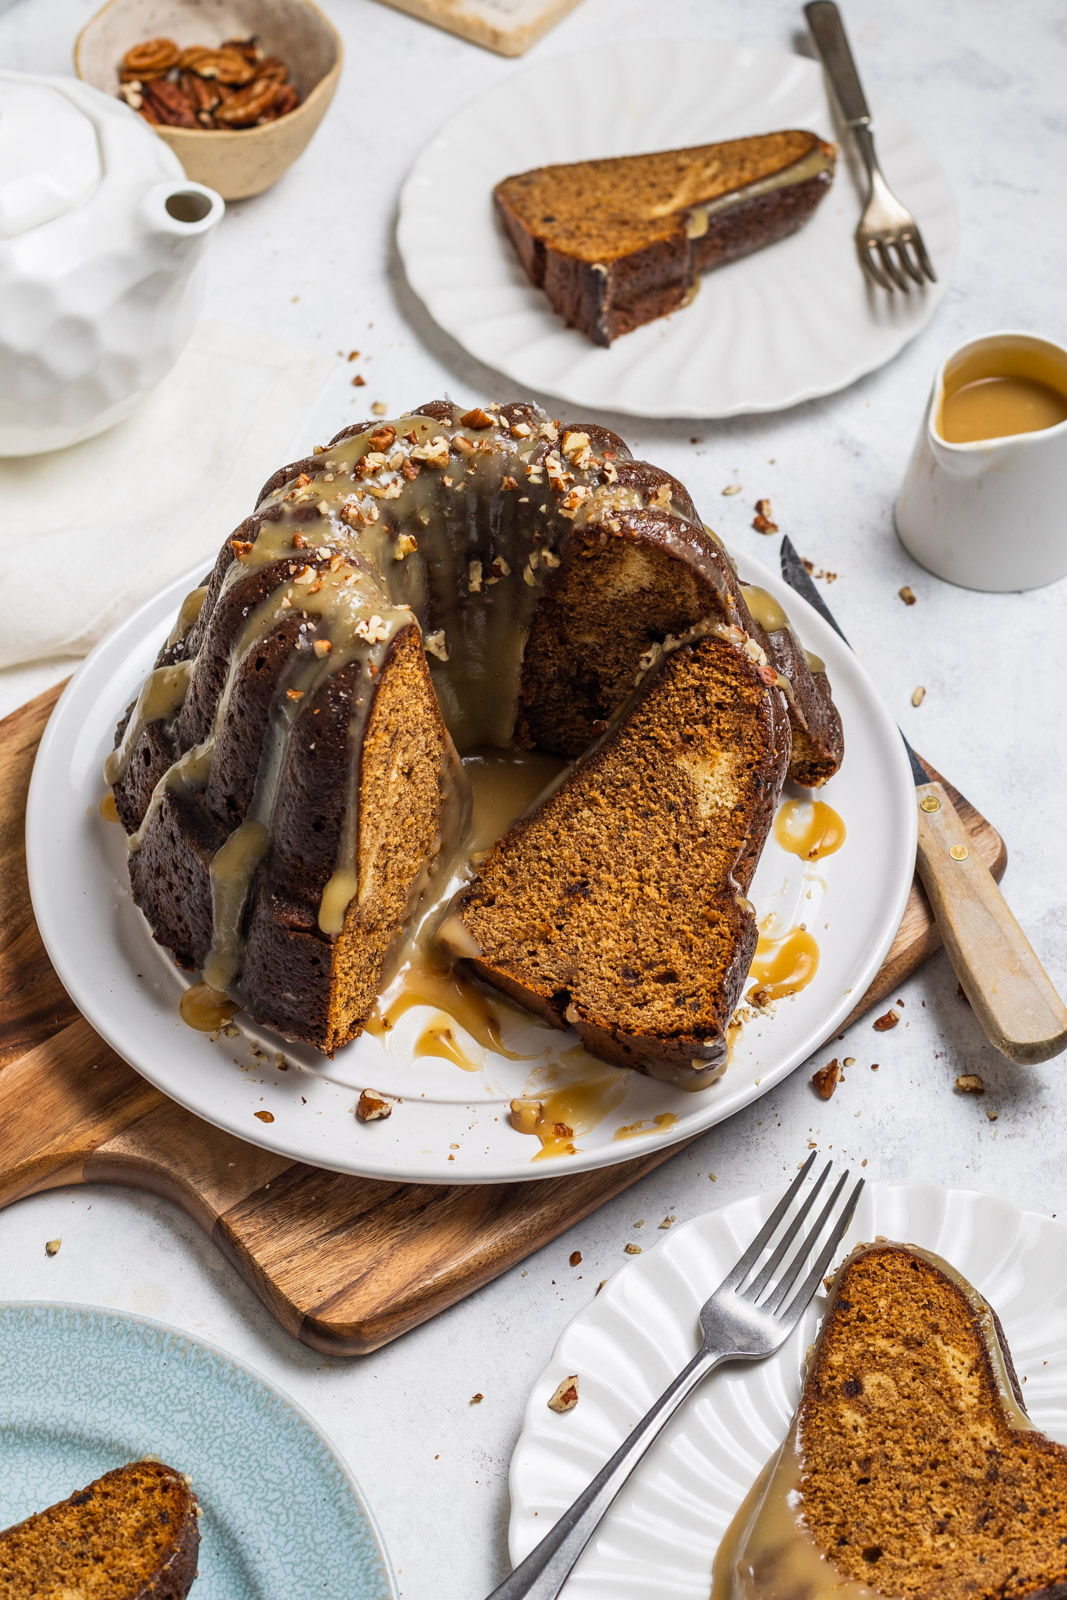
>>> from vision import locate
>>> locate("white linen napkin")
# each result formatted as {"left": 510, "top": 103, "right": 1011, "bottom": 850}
{"left": 0, "top": 321, "right": 334, "bottom": 671}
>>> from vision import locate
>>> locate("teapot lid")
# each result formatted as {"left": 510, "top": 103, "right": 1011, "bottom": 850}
{"left": 0, "top": 78, "right": 101, "bottom": 239}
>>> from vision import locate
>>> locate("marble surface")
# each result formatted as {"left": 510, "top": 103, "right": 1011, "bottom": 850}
{"left": 2, "top": 0, "right": 1066, "bottom": 1594}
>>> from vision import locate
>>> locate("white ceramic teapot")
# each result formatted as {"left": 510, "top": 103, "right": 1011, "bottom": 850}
{"left": 0, "top": 69, "right": 224, "bottom": 456}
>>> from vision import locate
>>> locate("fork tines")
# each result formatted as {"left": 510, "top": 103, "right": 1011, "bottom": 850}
{"left": 720, "top": 1153, "right": 864, "bottom": 1322}
{"left": 858, "top": 227, "right": 937, "bottom": 293}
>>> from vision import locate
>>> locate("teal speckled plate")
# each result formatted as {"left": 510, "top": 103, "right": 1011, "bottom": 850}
{"left": 0, "top": 1303, "right": 396, "bottom": 1599}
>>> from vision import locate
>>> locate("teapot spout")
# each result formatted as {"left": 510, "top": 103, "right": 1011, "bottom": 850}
{"left": 142, "top": 179, "right": 224, "bottom": 263}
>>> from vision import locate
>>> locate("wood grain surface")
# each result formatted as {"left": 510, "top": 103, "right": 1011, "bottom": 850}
{"left": 0, "top": 685, "right": 1007, "bottom": 1355}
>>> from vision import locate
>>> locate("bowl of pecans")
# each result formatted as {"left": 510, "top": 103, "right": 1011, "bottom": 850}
{"left": 74, "top": 0, "right": 342, "bottom": 200}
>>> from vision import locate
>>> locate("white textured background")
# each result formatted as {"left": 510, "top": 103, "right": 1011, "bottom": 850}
{"left": 1, "top": 0, "right": 1066, "bottom": 1594}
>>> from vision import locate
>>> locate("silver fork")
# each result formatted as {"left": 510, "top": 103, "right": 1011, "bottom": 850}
{"left": 805, "top": 0, "right": 937, "bottom": 292}
{"left": 485, "top": 1153, "right": 864, "bottom": 1600}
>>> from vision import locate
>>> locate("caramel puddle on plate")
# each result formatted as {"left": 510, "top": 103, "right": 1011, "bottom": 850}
{"left": 511, "top": 1047, "right": 630, "bottom": 1160}
{"left": 179, "top": 982, "right": 238, "bottom": 1032}
{"left": 414, "top": 1021, "right": 480, "bottom": 1071}
{"left": 368, "top": 745, "right": 569, "bottom": 1069}
{"left": 99, "top": 790, "right": 119, "bottom": 822}
{"left": 613, "top": 1111, "right": 680, "bottom": 1141}
{"left": 773, "top": 797, "right": 845, "bottom": 860}
{"left": 747, "top": 924, "right": 820, "bottom": 1004}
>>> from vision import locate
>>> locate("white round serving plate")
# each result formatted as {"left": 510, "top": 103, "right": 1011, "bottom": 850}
{"left": 509, "top": 1179, "right": 1067, "bottom": 1595}
{"left": 27, "top": 549, "right": 914, "bottom": 1184}
{"left": 398, "top": 39, "right": 956, "bottom": 419}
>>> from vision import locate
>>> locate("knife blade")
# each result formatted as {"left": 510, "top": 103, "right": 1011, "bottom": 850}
{"left": 779, "top": 535, "right": 928, "bottom": 787}
{"left": 776, "top": 533, "right": 1067, "bottom": 1064}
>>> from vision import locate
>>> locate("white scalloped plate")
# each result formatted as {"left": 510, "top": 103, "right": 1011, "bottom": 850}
{"left": 398, "top": 39, "right": 956, "bottom": 418}
{"left": 26, "top": 545, "right": 914, "bottom": 1185}
{"left": 510, "top": 1179, "right": 1067, "bottom": 1594}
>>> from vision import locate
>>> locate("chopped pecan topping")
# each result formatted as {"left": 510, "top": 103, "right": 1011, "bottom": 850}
{"left": 357, "top": 1088, "right": 393, "bottom": 1121}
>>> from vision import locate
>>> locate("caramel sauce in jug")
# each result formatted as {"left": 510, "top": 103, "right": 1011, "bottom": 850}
{"left": 938, "top": 342, "right": 1067, "bottom": 443}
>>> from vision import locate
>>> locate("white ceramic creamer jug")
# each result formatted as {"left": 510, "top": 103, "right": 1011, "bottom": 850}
{"left": 895, "top": 331, "right": 1067, "bottom": 592}
{"left": 0, "top": 70, "right": 224, "bottom": 456}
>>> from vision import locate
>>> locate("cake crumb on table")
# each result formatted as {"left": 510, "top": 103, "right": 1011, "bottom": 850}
{"left": 45, "top": 1237, "right": 62, "bottom": 1256}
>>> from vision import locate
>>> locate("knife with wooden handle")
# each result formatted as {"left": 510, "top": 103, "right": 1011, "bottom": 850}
{"left": 779, "top": 535, "right": 1067, "bottom": 1064}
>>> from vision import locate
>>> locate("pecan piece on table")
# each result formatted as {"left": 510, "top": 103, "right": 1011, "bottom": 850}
{"left": 120, "top": 36, "right": 179, "bottom": 79}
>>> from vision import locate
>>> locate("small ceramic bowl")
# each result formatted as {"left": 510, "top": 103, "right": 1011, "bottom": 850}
{"left": 74, "top": 0, "right": 342, "bottom": 201}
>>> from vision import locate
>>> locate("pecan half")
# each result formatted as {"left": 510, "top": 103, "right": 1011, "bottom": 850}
{"left": 186, "top": 47, "right": 257, "bottom": 85}
{"left": 142, "top": 79, "right": 198, "bottom": 128}
{"left": 270, "top": 82, "right": 299, "bottom": 117}
{"left": 121, "top": 37, "right": 179, "bottom": 79}
{"left": 221, "top": 35, "right": 264, "bottom": 63}
{"left": 180, "top": 71, "right": 221, "bottom": 114}
{"left": 252, "top": 55, "right": 289, "bottom": 83}
{"left": 213, "top": 77, "right": 280, "bottom": 126}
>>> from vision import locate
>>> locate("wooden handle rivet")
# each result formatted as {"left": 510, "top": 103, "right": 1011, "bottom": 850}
{"left": 920, "top": 794, "right": 941, "bottom": 812}
{"left": 949, "top": 844, "right": 970, "bottom": 861}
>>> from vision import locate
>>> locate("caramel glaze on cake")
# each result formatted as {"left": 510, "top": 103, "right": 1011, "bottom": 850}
{"left": 494, "top": 132, "right": 836, "bottom": 345}
{"left": 108, "top": 400, "right": 842, "bottom": 1072}
{"left": 0, "top": 1460, "right": 199, "bottom": 1599}
{"left": 713, "top": 1243, "right": 1067, "bottom": 1600}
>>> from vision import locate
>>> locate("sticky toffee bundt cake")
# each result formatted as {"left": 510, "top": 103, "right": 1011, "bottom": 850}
{"left": 494, "top": 132, "right": 836, "bottom": 345}
{"left": 713, "top": 1243, "right": 1067, "bottom": 1600}
{"left": 0, "top": 1460, "right": 199, "bottom": 1598}
{"left": 108, "top": 401, "right": 842, "bottom": 1081}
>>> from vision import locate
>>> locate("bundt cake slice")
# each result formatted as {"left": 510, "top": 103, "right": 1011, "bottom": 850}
{"left": 107, "top": 400, "right": 842, "bottom": 1063}
{"left": 713, "top": 1243, "right": 1067, "bottom": 1600}
{"left": 0, "top": 1459, "right": 199, "bottom": 1598}
{"left": 449, "top": 631, "right": 791, "bottom": 1085}
{"left": 494, "top": 131, "right": 836, "bottom": 344}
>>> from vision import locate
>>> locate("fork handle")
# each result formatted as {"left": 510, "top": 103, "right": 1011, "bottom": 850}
{"left": 805, "top": 1, "right": 872, "bottom": 128}
{"left": 486, "top": 1344, "right": 726, "bottom": 1600}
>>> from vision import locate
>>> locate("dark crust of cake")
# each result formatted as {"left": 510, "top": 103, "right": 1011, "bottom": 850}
{"left": 0, "top": 1460, "right": 199, "bottom": 1600}
{"left": 797, "top": 1244, "right": 1067, "bottom": 1600}
{"left": 494, "top": 142, "right": 835, "bottom": 345}
{"left": 110, "top": 399, "right": 843, "bottom": 1058}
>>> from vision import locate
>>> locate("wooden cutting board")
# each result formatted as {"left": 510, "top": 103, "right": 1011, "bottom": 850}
{"left": 0, "top": 685, "right": 1005, "bottom": 1355}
